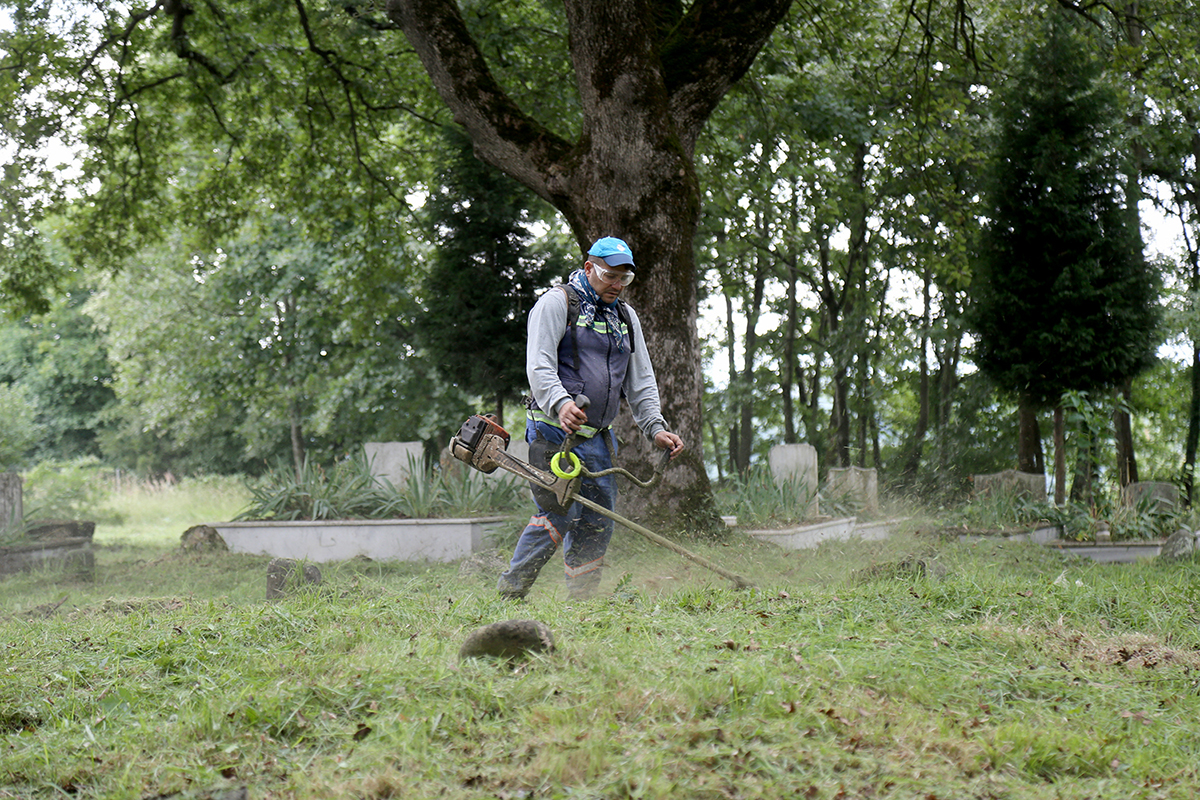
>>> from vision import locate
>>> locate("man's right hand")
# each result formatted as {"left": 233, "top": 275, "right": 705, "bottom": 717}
{"left": 557, "top": 399, "right": 588, "bottom": 433}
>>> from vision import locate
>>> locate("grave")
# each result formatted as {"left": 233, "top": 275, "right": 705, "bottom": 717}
{"left": 973, "top": 469, "right": 1046, "bottom": 502}
{"left": 826, "top": 466, "right": 879, "bottom": 514}
{"left": 766, "top": 443, "right": 819, "bottom": 519}
{"left": 1121, "top": 481, "right": 1179, "bottom": 511}
{"left": 212, "top": 516, "right": 507, "bottom": 563}
{"left": 363, "top": 441, "right": 426, "bottom": 487}
{"left": 0, "top": 520, "right": 95, "bottom": 580}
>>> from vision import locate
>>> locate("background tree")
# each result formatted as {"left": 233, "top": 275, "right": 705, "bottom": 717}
{"left": 0, "top": 383, "right": 39, "bottom": 471}
{"left": 416, "top": 129, "right": 566, "bottom": 424}
{"left": 968, "top": 6, "right": 1159, "bottom": 501}
{"left": 387, "top": 0, "right": 794, "bottom": 524}
{"left": 0, "top": 286, "right": 115, "bottom": 463}
{"left": 90, "top": 220, "right": 472, "bottom": 479}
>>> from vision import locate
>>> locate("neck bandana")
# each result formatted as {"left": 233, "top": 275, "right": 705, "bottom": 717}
{"left": 569, "top": 269, "right": 627, "bottom": 354}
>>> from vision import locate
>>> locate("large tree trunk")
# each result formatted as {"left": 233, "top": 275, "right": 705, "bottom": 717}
{"left": 856, "top": 356, "right": 870, "bottom": 468}
{"left": 387, "top": 0, "right": 792, "bottom": 527}
{"left": 1183, "top": 225, "right": 1200, "bottom": 506}
{"left": 724, "top": 292, "right": 738, "bottom": 476}
{"left": 830, "top": 368, "right": 851, "bottom": 468}
{"left": 1069, "top": 411, "right": 1098, "bottom": 506}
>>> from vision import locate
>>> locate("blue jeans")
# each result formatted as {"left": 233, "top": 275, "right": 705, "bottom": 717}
{"left": 497, "top": 420, "right": 617, "bottom": 598}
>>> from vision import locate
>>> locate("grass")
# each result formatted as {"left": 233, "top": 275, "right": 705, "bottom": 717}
{"left": 97, "top": 475, "right": 252, "bottom": 547}
{"left": 2, "top": 484, "right": 1200, "bottom": 799}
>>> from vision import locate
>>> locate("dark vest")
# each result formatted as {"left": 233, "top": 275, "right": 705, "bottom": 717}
{"left": 554, "top": 284, "right": 633, "bottom": 431}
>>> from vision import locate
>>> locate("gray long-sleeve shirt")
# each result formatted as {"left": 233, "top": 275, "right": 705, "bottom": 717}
{"left": 526, "top": 286, "right": 667, "bottom": 441}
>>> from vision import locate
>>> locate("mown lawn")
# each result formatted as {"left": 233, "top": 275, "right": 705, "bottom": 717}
{"left": 2, "top": 510, "right": 1199, "bottom": 799}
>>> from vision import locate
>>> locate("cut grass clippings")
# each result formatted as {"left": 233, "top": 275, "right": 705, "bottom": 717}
{"left": 1, "top": 526, "right": 1199, "bottom": 799}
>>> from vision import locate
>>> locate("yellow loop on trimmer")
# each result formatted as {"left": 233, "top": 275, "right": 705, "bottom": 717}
{"left": 550, "top": 451, "right": 582, "bottom": 479}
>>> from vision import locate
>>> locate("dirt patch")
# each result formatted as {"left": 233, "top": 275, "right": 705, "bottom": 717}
{"left": 989, "top": 623, "right": 1200, "bottom": 671}
{"left": 457, "top": 549, "right": 510, "bottom": 578}
{"left": 1058, "top": 629, "right": 1200, "bottom": 671}
{"left": 69, "top": 597, "right": 189, "bottom": 617}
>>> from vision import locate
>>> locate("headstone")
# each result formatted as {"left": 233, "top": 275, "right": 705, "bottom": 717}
{"left": 180, "top": 524, "right": 228, "bottom": 552}
{"left": 825, "top": 466, "right": 879, "bottom": 514}
{"left": 1159, "top": 528, "right": 1197, "bottom": 561}
{"left": 266, "top": 557, "right": 322, "bottom": 600}
{"left": 0, "top": 473, "right": 22, "bottom": 533}
{"left": 363, "top": 442, "right": 425, "bottom": 487}
{"left": 0, "top": 520, "right": 95, "bottom": 580}
{"left": 1121, "top": 481, "right": 1179, "bottom": 512}
{"left": 972, "top": 469, "right": 1046, "bottom": 502}
{"left": 767, "top": 443, "right": 819, "bottom": 519}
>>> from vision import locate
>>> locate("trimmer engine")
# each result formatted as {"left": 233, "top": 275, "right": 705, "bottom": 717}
{"left": 449, "top": 414, "right": 510, "bottom": 474}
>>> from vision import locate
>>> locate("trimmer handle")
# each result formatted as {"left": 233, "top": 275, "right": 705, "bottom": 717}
{"left": 560, "top": 394, "right": 590, "bottom": 454}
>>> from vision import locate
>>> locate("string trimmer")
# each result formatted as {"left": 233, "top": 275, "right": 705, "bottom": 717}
{"left": 448, "top": 401, "right": 754, "bottom": 590}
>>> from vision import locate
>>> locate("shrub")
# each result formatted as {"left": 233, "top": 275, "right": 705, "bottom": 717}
{"left": 20, "top": 457, "right": 119, "bottom": 524}
{"left": 237, "top": 453, "right": 525, "bottom": 521}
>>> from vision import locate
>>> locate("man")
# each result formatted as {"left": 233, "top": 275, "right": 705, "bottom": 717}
{"left": 497, "top": 236, "right": 685, "bottom": 600}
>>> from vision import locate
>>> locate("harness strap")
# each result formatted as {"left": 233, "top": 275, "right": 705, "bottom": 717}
{"left": 558, "top": 284, "right": 634, "bottom": 370}
{"left": 528, "top": 406, "right": 607, "bottom": 439}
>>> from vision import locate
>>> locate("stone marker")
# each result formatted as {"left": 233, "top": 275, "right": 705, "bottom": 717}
{"left": 826, "top": 466, "right": 879, "bottom": 514}
{"left": 0, "top": 523, "right": 95, "bottom": 580}
{"left": 1159, "top": 528, "right": 1197, "bottom": 561}
{"left": 973, "top": 469, "right": 1046, "bottom": 502}
{"left": 767, "top": 443, "right": 819, "bottom": 518}
{"left": 363, "top": 441, "right": 426, "bottom": 486}
{"left": 1121, "top": 481, "right": 1179, "bottom": 512}
{"left": 266, "top": 557, "right": 322, "bottom": 600}
{"left": 180, "top": 524, "right": 228, "bottom": 552}
{"left": 459, "top": 619, "right": 555, "bottom": 660}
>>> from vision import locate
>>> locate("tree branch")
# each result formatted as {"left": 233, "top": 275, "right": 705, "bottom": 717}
{"left": 163, "top": 0, "right": 255, "bottom": 84}
{"left": 659, "top": 0, "right": 794, "bottom": 148}
{"left": 385, "top": 0, "right": 572, "bottom": 202}
{"left": 81, "top": 2, "right": 164, "bottom": 77}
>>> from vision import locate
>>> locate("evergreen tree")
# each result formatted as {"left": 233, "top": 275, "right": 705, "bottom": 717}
{"left": 969, "top": 7, "right": 1159, "bottom": 472}
{"left": 417, "top": 129, "right": 565, "bottom": 422}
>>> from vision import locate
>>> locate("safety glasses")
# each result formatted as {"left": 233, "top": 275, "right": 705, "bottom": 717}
{"left": 591, "top": 263, "right": 635, "bottom": 287}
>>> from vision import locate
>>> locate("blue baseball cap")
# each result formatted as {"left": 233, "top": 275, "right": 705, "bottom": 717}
{"left": 587, "top": 236, "right": 635, "bottom": 270}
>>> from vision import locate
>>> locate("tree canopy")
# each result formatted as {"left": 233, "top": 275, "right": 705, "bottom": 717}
{"left": 4, "top": 0, "right": 1200, "bottom": 511}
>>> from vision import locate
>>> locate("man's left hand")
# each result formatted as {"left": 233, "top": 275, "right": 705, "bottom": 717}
{"left": 654, "top": 430, "right": 685, "bottom": 459}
